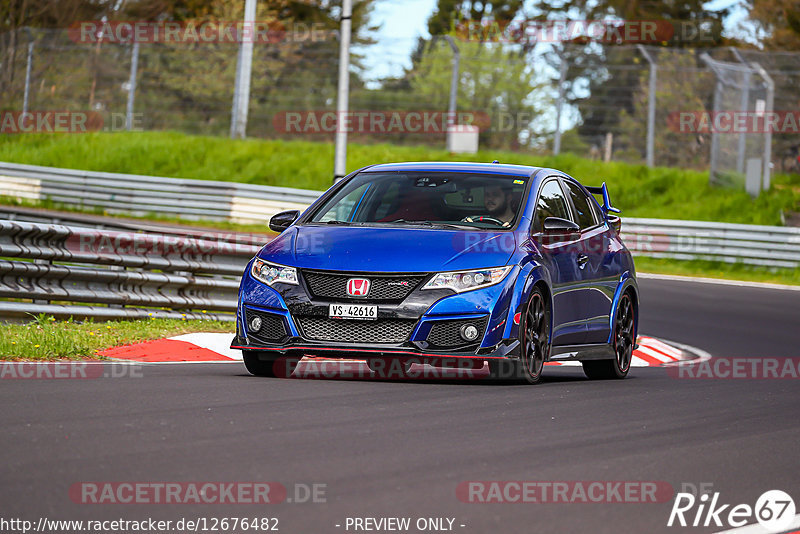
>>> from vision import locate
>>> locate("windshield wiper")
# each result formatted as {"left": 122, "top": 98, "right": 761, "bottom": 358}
{"left": 386, "top": 219, "right": 474, "bottom": 230}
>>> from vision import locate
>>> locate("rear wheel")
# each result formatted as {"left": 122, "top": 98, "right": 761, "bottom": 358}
{"left": 583, "top": 292, "right": 634, "bottom": 380}
{"left": 243, "top": 351, "right": 299, "bottom": 378}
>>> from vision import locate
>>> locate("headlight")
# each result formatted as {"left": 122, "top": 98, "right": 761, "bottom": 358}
{"left": 422, "top": 266, "right": 512, "bottom": 293}
{"left": 251, "top": 258, "right": 298, "bottom": 286}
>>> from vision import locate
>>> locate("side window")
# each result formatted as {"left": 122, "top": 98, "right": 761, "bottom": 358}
{"left": 534, "top": 179, "right": 571, "bottom": 233}
{"left": 563, "top": 180, "right": 598, "bottom": 230}
{"left": 318, "top": 183, "right": 370, "bottom": 222}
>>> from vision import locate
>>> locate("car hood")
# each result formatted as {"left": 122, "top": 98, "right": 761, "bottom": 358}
{"left": 259, "top": 225, "right": 518, "bottom": 272}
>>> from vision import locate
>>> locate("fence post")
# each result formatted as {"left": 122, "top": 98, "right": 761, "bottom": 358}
{"left": 443, "top": 36, "right": 460, "bottom": 127}
{"left": 125, "top": 41, "right": 140, "bottom": 131}
{"left": 333, "top": 0, "right": 353, "bottom": 181}
{"left": 700, "top": 53, "right": 720, "bottom": 185}
{"left": 751, "top": 62, "right": 774, "bottom": 191}
{"left": 637, "top": 45, "right": 657, "bottom": 167}
{"left": 730, "top": 49, "right": 752, "bottom": 175}
{"left": 22, "top": 36, "right": 34, "bottom": 115}
{"left": 553, "top": 55, "right": 567, "bottom": 156}
{"left": 230, "top": 0, "right": 257, "bottom": 139}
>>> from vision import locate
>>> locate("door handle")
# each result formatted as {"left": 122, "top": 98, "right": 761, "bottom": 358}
{"left": 577, "top": 254, "right": 589, "bottom": 269}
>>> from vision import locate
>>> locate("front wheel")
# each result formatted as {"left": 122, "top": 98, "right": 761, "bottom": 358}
{"left": 582, "top": 292, "right": 635, "bottom": 380}
{"left": 518, "top": 287, "right": 550, "bottom": 384}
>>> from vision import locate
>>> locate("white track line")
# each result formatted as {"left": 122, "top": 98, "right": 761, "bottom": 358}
{"left": 168, "top": 332, "right": 242, "bottom": 360}
{"left": 638, "top": 272, "right": 800, "bottom": 292}
{"left": 640, "top": 336, "right": 684, "bottom": 358}
{"left": 636, "top": 345, "right": 680, "bottom": 363}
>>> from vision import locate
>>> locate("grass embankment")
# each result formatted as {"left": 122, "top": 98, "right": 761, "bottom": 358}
{"left": 0, "top": 315, "right": 231, "bottom": 361}
{"left": 1, "top": 131, "right": 798, "bottom": 295}
{"left": 1, "top": 131, "right": 799, "bottom": 225}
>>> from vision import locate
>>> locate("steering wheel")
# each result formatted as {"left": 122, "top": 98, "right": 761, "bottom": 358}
{"left": 461, "top": 215, "right": 506, "bottom": 227}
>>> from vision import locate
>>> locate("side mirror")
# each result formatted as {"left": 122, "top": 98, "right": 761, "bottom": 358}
{"left": 543, "top": 217, "right": 580, "bottom": 235}
{"left": 269, "top": 210, "right": 300, "bottom": 233}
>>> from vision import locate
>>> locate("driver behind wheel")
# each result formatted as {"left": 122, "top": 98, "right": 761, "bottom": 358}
{"left": 464, "top": 185, "right": 515, "bottom": 227}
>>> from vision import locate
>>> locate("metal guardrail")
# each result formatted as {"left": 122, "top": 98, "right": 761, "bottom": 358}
{"left": 0, "top": 220, "right": 263, "bottom": 321}
{"left": 622, "top": 218, "right": 800, "bottom": 269}
{"left": 0, "top": 161, "right": 322, "bottom": 224}
{"left": 2, "top": 161, "right": 796, "bottom": 325}
{"left": 1, "top": 212, "right": 798, "bottom": 323}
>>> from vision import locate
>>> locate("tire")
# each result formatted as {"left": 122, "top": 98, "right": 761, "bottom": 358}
{"left": 243, "top": 351, "right": 299, "bottom": 378}
{"left": 488, "top": 358, "right": 523, "bottom": 380}
{"left": 517, "top": 287, "right": 550, "bottom": 384}
{"left": 582, "top": 292, "right": 635, "bottom": 380}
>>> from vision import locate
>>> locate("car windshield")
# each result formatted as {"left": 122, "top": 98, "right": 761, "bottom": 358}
{"left": 309, "top": 172, "right": 528, "bottom": 229}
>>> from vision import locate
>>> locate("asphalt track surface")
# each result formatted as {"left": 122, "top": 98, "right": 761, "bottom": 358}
{"left": 2, "top": 277, "right": 799, "bottom": 534}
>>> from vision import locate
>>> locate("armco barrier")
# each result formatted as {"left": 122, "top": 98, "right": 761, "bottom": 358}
{"left": 0, "top": 220, "right": 262, "bottom": 321}
{"left": 0, "top": 161, "right": 321, "bottom": 224}
{"left": 621, "top": 218, "right": 800, "bottom": 269}
{"left": 2, "top": 161, "right": 799, "bottom": 272}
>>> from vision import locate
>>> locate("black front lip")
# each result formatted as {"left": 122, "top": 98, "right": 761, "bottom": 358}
{"left": 230, "top": 334, "right": 520, "bottom": 360}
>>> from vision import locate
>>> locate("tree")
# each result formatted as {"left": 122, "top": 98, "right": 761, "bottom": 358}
{"left": 617, "top": 52, "right": 714, "bottom": 168}
{"left": 411, "top": 39, "right": 550, "bottom": 149}
{"left": 427, "top": 0, "right": 524, "bottom": 36}
{"left": 530, "top": 0, "right": 732, "bottom": 155}
{"left": 744, "top": 0, "right": 800, "bottom": 50}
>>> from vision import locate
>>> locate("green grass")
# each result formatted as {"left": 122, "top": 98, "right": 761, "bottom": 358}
{"left": 0, "top": 314, "right": 232, "bottom": 361}
{"left": 1, "top": 131, "right": 798, "bottom": 225}
{"left": 634, "top": 256, "right": 800, "bottom": 286}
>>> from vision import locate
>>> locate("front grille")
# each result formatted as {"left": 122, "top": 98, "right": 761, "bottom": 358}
{"left": 296, "top": 317, "right": 417, "bottom": 344}
{"left": 245, "top": 309, "right": 288, "bottom": 344}
{"left": 426, "top": 316, "right": 489, "bottom": 350}
{"left": 302, "top": 270, "right": 426, "bottom": 302}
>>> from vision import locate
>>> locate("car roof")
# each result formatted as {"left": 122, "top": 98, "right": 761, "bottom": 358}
{"left": 361, "top": 161, "right": 542, "bottom": 178}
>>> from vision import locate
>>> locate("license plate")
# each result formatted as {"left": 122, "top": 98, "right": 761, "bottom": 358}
{"left": 329, "top": 304, "right": 377, "bottom": 320}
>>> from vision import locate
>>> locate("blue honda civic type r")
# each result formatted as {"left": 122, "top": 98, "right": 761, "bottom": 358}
{"left": 231, "top": 162, "right": 638, "bottom": 384}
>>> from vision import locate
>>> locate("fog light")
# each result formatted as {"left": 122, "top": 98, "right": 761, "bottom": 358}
{"left": 249, "top": 316, "right": 262, "bottom": 332}
{"left": 460, "top": 324, "right": 479, "bottom": 342}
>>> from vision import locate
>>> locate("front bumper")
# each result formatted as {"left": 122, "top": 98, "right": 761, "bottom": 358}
{"left": 233, "top": 264, "right": 524, "bottom": 361}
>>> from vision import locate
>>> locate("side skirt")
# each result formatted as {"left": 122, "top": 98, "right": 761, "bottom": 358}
{"left": 550, "top": 343, "right": 615, "bottom": 361}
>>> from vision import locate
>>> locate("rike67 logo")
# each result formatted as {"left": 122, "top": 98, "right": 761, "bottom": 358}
{"left": 668, "top": 489, "right": 796, "bottom": 531}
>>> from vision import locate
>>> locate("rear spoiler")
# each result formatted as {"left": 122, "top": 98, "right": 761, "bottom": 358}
{"left": 585, "top": 182, "right": 620, "bottom": 216}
